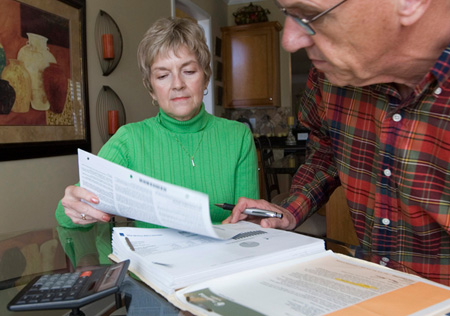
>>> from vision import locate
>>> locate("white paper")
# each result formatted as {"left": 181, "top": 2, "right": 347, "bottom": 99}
{"left": 171, "top": 251, "right": 450, "bottom": 316}
{"left": 78, "top": 149, "right": 247, "bottom": 240}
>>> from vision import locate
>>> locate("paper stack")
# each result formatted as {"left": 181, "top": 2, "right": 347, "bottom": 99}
{"left": 110, "top": 221, "right": 325, "bottom": 296}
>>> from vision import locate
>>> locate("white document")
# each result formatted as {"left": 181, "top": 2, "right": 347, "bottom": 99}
{"left": 78, "top": 149, "right": 250, "bottom": 240}
{"left": 171, "top": 251, "right": 450, "bottom": 316}
{"left": 111, "top": 222, "right": 325, "bottom": 295}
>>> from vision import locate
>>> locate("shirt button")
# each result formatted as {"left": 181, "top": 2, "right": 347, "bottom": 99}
{"left": 384, "top": 169, "right": 392, "bottom": 177}
{"left": 434, "top": 87, "right": 442, "bottom": 95}
{"left": 382, "top": 218, "right": 390, "bottom": 225}
{"left": 392, "top": 113, "right": 402, "bottom": 122}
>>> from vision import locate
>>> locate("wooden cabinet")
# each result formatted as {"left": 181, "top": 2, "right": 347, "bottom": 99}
{"left": 221, "top": 22, "right": 282, "bottom": 108}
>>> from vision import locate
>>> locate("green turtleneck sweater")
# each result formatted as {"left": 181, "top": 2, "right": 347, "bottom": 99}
{"left": 55, "top": 105, "right": 259, "bottom": 228}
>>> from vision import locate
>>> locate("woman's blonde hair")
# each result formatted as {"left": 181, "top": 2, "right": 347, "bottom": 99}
{"left": 137, "top": 17, "right": 212, "bottom": 94}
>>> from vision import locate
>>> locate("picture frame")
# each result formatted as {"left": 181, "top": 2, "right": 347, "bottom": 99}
{"left": 0, "top": 0, "right": 90, "bottom": 161}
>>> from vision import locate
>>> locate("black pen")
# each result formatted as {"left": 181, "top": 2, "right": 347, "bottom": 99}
{"left": 125, "top": 237, "right": 135, "bottom": 251}
{"left": 215, "top": 203, "right": 283, "bottom": 219}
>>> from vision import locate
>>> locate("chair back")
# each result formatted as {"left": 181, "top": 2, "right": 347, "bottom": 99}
{"left": 255, "top": 136, "right": 281, "bottom": 202}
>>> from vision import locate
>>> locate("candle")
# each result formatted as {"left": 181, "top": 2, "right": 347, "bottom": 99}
{"left": 108, "top": 110, "right": 119, "bottom": 135}
{"left": 288, "top": 155, "right": 296, "bottom": 168}
{"left": 288, "top": 116, "right": 295, "bottom": 126}
{"left": 102, "top": 34, "right": 114, "bottom": 59}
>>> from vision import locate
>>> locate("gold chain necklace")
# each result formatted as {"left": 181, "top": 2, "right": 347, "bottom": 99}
{"left": 171, "top": 131, "right": 205, "bottom": 167}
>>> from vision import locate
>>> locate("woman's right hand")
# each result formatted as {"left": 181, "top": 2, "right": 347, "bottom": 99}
{"left": 60, "top": 185, "right": 111, "bottom": 225}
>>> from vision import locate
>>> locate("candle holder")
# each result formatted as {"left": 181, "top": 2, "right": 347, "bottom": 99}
{"left": 95, "top": 10, "right": 122, "bottom": 76}
{"left": 285, "top": 116, "right": 297, "bottom": 146}
{"left": 96, "top": 86, "right": 126, "bottom": 143}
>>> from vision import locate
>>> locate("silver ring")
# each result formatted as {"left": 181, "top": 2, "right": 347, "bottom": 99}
{"left": 80, "top": 213, "right": 87, "bottom": 220}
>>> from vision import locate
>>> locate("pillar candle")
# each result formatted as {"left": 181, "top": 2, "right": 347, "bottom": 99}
{"left": 108, "top": 110, "right": 119, "bottom": 135}
{"left": 288, "top": 116, "right": 295, "bottom": 126}
{"left": 288, "top": 155, "right": 296, "bottom": 168}
{"left": 102, "top": 34, "right": 114, "bottom": 59}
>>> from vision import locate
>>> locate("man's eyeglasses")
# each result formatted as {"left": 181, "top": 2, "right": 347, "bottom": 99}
{"left": 275, "top": 0, "right": 347, "bottom": 35}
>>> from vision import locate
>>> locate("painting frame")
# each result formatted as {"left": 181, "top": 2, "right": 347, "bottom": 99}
{"left": 0, "top": 0, "right": 90, "bottom": 161}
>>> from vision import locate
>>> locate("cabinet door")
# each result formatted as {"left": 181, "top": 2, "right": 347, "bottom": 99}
{"left": 222, "top": 22, "right": 281, "bottom": 108}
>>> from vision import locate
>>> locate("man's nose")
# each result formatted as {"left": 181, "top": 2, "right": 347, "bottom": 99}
{"left": 281, "top": 17, "right": 314, "bottom": 53}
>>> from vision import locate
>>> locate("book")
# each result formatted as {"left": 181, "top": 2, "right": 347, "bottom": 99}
{"left": 169, "top": 251, "right": 450, "bottom": 316}
{"left": 109, "top": 222, "right": 325, "bottom": 296}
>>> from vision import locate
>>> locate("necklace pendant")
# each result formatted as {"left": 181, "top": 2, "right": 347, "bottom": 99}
{"left": 191, "top": 159, "right": 195, "bottom": 167}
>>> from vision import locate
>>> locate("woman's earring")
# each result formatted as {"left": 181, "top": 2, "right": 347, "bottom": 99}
{"left": 203, "top": 88, "right": 208, "bottom": 96}
{"left": 152, "top": 99, "right": 158, "bottom": 107}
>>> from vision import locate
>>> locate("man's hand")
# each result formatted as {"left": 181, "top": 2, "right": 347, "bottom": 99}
{"left": 61, "top": 185, "right": 111, "bottom": 225}
{"left": 222, "top": 197, "right": 297, "bottom": 230}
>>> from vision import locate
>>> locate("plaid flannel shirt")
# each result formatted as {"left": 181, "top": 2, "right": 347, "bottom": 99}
{"left": 283, "top": 45, "right": 450, "bottom": 285}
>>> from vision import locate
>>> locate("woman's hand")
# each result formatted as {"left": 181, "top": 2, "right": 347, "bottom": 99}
{"left": 60, "top": 185, "right": 111, "bottom": 225}
{"left": 222, "top": 197, "right": 297, "bottom": 231}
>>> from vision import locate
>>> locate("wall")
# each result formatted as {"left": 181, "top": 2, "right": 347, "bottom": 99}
{"left": 0, "top": 0, "right": 228, "bottom": 234}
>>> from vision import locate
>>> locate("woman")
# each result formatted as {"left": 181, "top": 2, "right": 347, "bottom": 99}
{"left": 55, "top": 17, "right": 259, "bottom": 228}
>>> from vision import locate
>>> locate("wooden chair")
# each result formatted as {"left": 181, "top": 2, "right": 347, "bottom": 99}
{"left": 255, "top": 136, "right": 281, "bottom": 202}
{"left": 325, "top": 186, "right": 359, "bottom": 254}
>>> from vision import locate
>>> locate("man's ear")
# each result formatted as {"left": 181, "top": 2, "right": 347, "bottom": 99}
{"left": 398, "top": 0, "right": 431, "bottom": 26}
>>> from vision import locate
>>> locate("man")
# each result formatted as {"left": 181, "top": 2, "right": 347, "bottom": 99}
{"left": 225, "top": 0, "right": 450, "bottom": 286}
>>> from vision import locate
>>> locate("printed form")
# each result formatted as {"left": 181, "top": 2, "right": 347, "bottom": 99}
{"left": 78, "top": 149, "right": 250, "bottom": 240}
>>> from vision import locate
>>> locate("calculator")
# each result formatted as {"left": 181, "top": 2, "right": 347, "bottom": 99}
{"left": 7, "top": 260, "right": 130, "bottom": 312}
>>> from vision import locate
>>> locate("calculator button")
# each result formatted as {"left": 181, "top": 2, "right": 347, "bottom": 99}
{"left": 53, "top": 292, "right": 66, "bottom": 301}
{"left": 40, "top": 293, "right": 55, "bottom": 302}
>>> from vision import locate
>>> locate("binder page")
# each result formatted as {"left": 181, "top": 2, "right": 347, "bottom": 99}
{"left": 172, "top": 251, "right": 450, "bottom": 316}
{"left": 78, "top": 149, "right": 238, "bottom": 239}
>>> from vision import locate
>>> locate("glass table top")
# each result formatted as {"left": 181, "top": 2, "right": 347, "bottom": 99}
{"left": 0, "top": 220, "right": 431, "bottom": 315}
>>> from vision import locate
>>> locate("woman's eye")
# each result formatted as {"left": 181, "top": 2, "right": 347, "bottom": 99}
{"left": 156, "top": 74, "right": 168, "bottom": 80}
{"left": 184, "top": 70, "right": 196, "bottom": 75}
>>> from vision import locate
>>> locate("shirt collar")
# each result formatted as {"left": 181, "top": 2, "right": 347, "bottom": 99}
{"left": 429, "top": 44, "right": 450, "bottom": 86}
{"left": 374, "top": 44, "right": 450, "bottom": 100}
